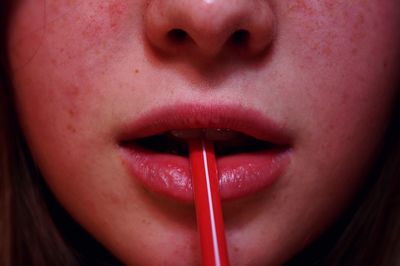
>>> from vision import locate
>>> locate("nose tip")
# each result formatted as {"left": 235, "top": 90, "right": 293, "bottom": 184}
{"left": 145, "top": 0, "right": 276, "bottom": 59}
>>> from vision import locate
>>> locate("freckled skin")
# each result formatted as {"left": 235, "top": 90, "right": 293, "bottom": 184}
{"left": 7, "top": 0, "right": 400, "bottom": 265}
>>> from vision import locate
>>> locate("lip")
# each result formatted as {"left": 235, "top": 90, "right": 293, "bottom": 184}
{"left": 118, "top": 104, "right": 292, "bottom": 202}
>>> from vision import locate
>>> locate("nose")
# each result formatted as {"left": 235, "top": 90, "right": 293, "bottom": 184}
{"left": 144, "top": 0, "right": 276, "bottom": 59}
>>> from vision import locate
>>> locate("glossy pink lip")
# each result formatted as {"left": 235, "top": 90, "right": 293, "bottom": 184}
{"left": 118, "top": 104, "right": 292, "bottom": 202}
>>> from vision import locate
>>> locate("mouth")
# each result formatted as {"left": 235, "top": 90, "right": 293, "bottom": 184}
{"left": 128, "top": 128, "right": 273, "bottom": 157}
{"left": 118, "top": 104, "right": 292, "bottom": 202}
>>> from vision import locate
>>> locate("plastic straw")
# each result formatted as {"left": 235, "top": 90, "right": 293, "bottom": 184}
{"left": 189, "top": 140, "right": 229, "bottom": 266}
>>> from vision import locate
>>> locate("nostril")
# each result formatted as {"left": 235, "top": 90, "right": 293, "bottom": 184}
{"left": 145, "top": 1, "right": 276, "bottom": 58}
{"left": 167, "top": 29, "right": 188, "bottom": 43}
{"left": 230, "top": 29, "right": 250, "bottom": 46}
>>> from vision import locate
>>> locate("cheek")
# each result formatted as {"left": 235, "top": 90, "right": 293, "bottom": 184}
{"left": 281, "top": 0, "right": 399, "bottom": 58}
{"left": 262, "top": 1, "right": 400, "bottom": 231}
{"left": 9, "top": 0, "right": 136, "bottom": 70}
{"left": 8, "top": 0, "right": 134, "bottom": 145}
{"left": 275, "top": 0, "right": 399, "bottom": 149}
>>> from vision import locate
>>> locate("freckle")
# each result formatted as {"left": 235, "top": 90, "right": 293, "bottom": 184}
{"left": 190, "top": 243, "right": 197, "bottom": 253}
{"left": 356, "top": 13, "right": 365, "bottom": 27}
{"left": 324, "top": 0, "right": 338, "bottom": 10}
{"left": 66, "top": 124, "right": 77, "bottom": 133}
{"left": 67, "top": 85, "right": 80, "bottom": 97}
{"left": 287, "top": 0, "right": 314, "bottom": 14}
{"left": 310, "top": 42, "right": 320, "bottom": 52}
{"left": 341, "top": 92, "right": 350, "bottom": 105}
{"left": 108, "top": 1, "right": 127, "bottom": 31}
{"left": 108, "top": 1, "right": 125, "bottom": 17}
{"left": 141, "top": 219, "right": 150, "bottom": 225}
{"left": 233, "top": 246, "right": 239, "bottom": 253}
{"left": 134, "top": 69, "right": 140, "bottom": 74}
{"left": 358, "top": 75, "right": 367, "bottom": 82}
{"left": 68, "top": 109, "right": 77, "bottom": 117}
{"left": 322, "top": 47, "right": 332, "bottom": 56}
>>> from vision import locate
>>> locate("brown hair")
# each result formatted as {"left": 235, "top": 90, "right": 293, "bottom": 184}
{"left": 1, "top": 1, "right": 399, "bottom": 265}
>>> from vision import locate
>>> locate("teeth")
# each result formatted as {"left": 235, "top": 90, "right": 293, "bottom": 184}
{"left": 170, "top": 129, "right": 203, "bottom": 139}
{"left": 169, "top": 128, "right": 241, "bottom": 141}
{"left": 204, "top": 128, "right": 240, "bottom": 141}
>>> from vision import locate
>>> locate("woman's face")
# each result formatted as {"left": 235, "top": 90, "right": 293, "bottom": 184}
{"left": 8, "top": 0, "right": 400, "bottom": 265}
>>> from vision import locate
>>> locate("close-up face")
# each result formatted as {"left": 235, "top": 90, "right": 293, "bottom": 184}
{"left": 7, "top": 0, "right": 400, "bottom": 265}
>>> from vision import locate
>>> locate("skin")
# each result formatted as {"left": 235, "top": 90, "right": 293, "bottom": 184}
{"left": 7, "top": 0, "right": 400, "bottom": 265}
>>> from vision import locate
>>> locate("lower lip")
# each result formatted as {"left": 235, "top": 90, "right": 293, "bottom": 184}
{"left": 120, "top": 146, "right": 291, "bottom": 202}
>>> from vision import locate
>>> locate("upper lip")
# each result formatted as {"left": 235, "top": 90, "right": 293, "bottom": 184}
{"left": 117, "top": 103, "right": 292, "bottom": 146}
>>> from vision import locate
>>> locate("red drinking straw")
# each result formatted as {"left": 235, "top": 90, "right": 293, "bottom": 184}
{"left": 189, "top": 140, "right": 229, "bottom": 266}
